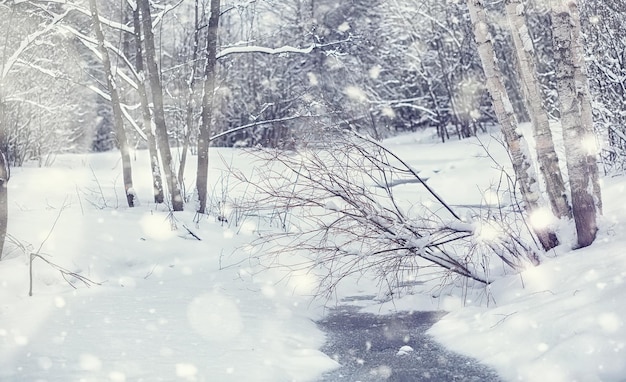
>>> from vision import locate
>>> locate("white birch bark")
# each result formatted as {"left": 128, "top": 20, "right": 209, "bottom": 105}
{"left": 0, "top": 100, "right": 8, "bottom": 259}
{"left": 467, "top": 0, "right": 558, "bottom": 252}
{"left": 505, "top": 0, "right": 571, "bottom": 221}
{"left": 138, "top": 0, "right": 184, "bottom": 211}
{"left": 89, "top": 0, "right": 136, "bottom": 207}
{"left": 567, "top": 1, "right": 602, "bottom": 213}
{"left": 196, "top": 0, "right": 220, "bottom": 214}
{"left": 551, "top": 1, "right": 600, "bottom": 248}
{"left": 131, "top": 7, "right": 164, "bottom": 204}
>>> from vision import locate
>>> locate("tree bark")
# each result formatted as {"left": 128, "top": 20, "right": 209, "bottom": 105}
{"left": 467, "top": 0, "right": 558, "bottom": 252}
{"left": 505, "top": 0, "right": 571, "bottom": 221}
{"left": 179, "top": 0, "right": 202, "bottom": 187}
{"left": 137, "top": 0, "right": 183, "bottom": 211}
{"left": 551, "top": 3, "right": 600, "bottom": 248}
{"left": 0, "top": 99, "right": 8, "bottom": 259}
{"left": 88, "top": 0, "right": 135, "bottom": 207}
{"left": 132, "top": 7, "right": 164, "bottom": 204}
{"left": 567, "top": 2, "right": 602, "bottom": 213}
{"left": 196, "top": 0, "right": 221, "bottom": 214}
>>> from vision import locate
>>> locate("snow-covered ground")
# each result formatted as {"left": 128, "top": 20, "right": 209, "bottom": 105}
{"left": 0, "top": 149, "right": 338, "bottom": 381}
{"left": 427, "top": 174, "right": 626, "bottom": 382}
{"left": 0, "top": 131, "right": 624, "bottom": 381}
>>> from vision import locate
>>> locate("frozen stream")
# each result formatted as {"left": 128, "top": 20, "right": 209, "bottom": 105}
{"left": 317, "top": 304, "right": 502, "bottom": 381}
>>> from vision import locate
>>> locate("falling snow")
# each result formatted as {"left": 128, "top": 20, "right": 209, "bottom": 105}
{"left": 0, "top": 131, "right": 622, "bottom": 380}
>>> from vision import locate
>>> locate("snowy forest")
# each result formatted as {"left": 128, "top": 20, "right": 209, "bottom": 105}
{"left": 1, "top": 0, "right": 625, "bottom": 381}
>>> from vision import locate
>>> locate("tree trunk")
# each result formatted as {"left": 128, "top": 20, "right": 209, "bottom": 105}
{"left": 179, "top": 0, "right": 202, "bottom": 187}
{"left": 132, "top": 7, "right": 164, "bottom": 204}
{"left": 88, "top": 0, "right": 135, "bottom": 207}
{"left": 196, "top": 0, "right": 221, "bottom": 214}
{"left": 137, "top": 0, "right": 183, "bottom": 211}
{"left": 567, "top": 2, "right": 602, "bottom": 214}
{"left": 505, "top": 0, "right": 571, "bottom": 221}
{"left": 0, "top": 99, "right": 8, "bottom": 259}
{"left": 551, "top": 3, "right": 601, "bottom": 248}
{"left": 467, "top": 0, "right": 558, "bottom": 252}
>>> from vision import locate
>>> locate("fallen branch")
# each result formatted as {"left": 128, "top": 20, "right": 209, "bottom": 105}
{"left": 182, "top": 224, "right": 202, "bottom": 241}
{"left": 29, "top": 253, "right": 101, "bottom": 296}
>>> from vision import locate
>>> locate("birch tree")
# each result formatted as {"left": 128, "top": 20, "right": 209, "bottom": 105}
{"left": 130, "top": 5, "right": 164, "bottom": 204}
{"left": 580, "top": 0, "right": 626, "bottom": 169}
{"left": 196, "top": 0, "right": 220, "bottom": 215}
{"left": 551, "top": 1, "right": 601, "bottom": 248}
{"left": 88, "top": 0, "right": 136, "bottom": 207}
{"left": 467, "top": 0, "right": 559, "bottom": 251}
{"left": 468, "top": 0, "right": 602, "bottom": 249}
{"left": 137, "top": 0, "right": 183, "bottom": 211}
{"left": 0, "top": 99, "right": 8, "bottom": 259}
{"left": 505, "top": 0, "right": 570, "bottom": 221}
{"left": 177, "top": 0, "right": 203, "bottom": 187}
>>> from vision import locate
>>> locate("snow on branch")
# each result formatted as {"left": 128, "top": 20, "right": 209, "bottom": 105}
{"left": 87, "top": 85, "right": 148, "bottom": 141}
{"left": 13, "top": 58, "right": 62, "bottom": 79}
{"left": 1, "top": 6, "right": 70, "bottom": 80}
{"left": 151, "top": 0, "right": 184, "bottom": 29}
{"left": 232, "top": 131, "right": 539, "bottom": 298}
{"left": 59, "top": 25, "right": 141, "bottom": 89}
{"left": 217, "top": 38, "right": 349, "bottom": 59}
{"left": 120, "top": 104, "right": 148, "bottom": 140}
{"left": 4, "top": 96, "right": 56, "bottom": 112}
{"left": 368, "top": 97, "right": 438, "bottom": 117}
{"left": 27, "top": 0, "right": 134, "bottom": 33}
{"left": 209, "top": 114, "right": 324, "bottom": 142}
{"left": 217, "top": 44, "right": 316, "bottom": 59}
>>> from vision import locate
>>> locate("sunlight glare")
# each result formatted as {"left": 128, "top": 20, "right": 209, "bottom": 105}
{"left": 79, "top": 353, "right": 102, "bottom": 371}
{"left": 337, "top": 22, "right": 351, "bottom": 33}
{"left": 483, "top": 190, "right": 499, "bottom": 206}
{"left": 176, "top": 363, "right": 198, "bottom": 379}
{"left": 597, "top": 313, "right": 621, "bottom": 333}
{"left": 476, "top": 221, "right": 501, "bottom": 242}
{"left": 288, "top": 270, "right": 317, "bottom": 295}
{"left": 581, "top": 134, "right": 599, "bottom": 155}
{"left": 529, "top": 208, "right": 555, "bottom": 230}
{"left": 381, "top": 106, "right": 396, "bottom": 118}
{"left": 109, "top": 371, "right": 127, "bottom": 382}
{"left": 344, "top": 86, "right": 368, "bottom": 103}
{"left": 369, "top": 65, "right": 382, "bottom": 79}
{"left": 307, "top": 72, "right": 319, "bottom": 86}
{"left": 140, "top": 214, "right": 175, "bottom": 241}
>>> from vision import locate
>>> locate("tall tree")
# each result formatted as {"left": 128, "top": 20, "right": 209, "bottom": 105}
{"left": 0, "top": 96, "right": 8, "bottom": 260}
{"left": 0, "top": 2, "right": 75, "bottom": 257}
{"left": 551, "top": 1, "right": 601, "bottom": 248}
{"left": 466, "top": 0, "right": 559, "bottom": 251}
{"left": 131, "top": 5, "right": 164, "bottom": 204}
{"left": 579, "top": 0, "right": 626, "bottom": 169}
{"left": 88, "top": 0, "right": 136, "bottom": 207}
{"left": 505, "top": 0, "right": 570, "bottom": 221}
{"left": 178, "top": 0, "right": 203, "bottom": 187}
{"left": 196, "top": 0, "right": 220, "bottom": 214}
{"left": 468, "top": 0, "right": 602, "bottom": 250}
{"left": 137, "top": 0, "right": 183, "bottom": 211}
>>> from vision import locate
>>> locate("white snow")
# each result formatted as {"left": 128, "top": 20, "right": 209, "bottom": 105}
{"left": 343, "top": 86, "right": 368, "bottom": 103}
{"left": 0, "top": 130, "right": 624, "bottom": 381}
{"left": 368, "top": 132, "right": 626, "bottom": 381}
{"left": 337, "top": 22, "right": 351, "bottom": 33}
{"left": 368, "top": 65, "right": 382, "bottom": 80}
{"left": 396, "top": 345, "right": 414, "bottom": 356}
{"left": 0, "top": 149, "right": 338, "bottom": 381}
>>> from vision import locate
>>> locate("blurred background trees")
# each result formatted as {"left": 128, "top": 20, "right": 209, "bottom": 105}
{"left": 0, "top": 0, "right": 623, "bottom": 201}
